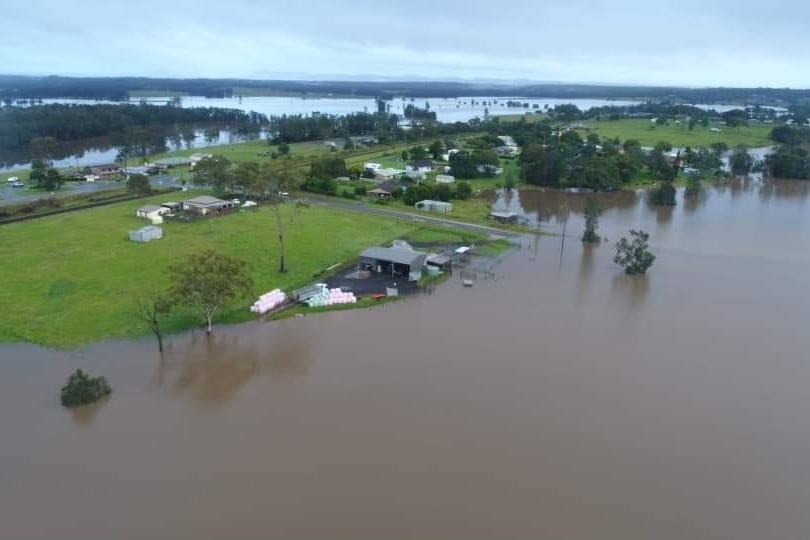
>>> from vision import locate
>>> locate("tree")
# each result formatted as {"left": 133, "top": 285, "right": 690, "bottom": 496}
{"left": 685, "top": 174, "right": 701, "bottom": 197}
{"left": 582, "top": 198, "right": 601, "bottom": 243}
{"left": 520, "top": 144, "right": 565, "bottom": 187}
{"left": 60, "top": 369, "right": 112, "bottom": 408}
{"left": 650, "top": 181, "right": 677, "bottom": 206}
{"left": 42, "top": 168, "right": 63, "bottom": 191}
{"left": 30, "top": 135, "right": 58, "bottom": 165}
{"left": 729, "top": 146, "right": 753, "bottom": 175}
{"left": 343, "top": 136, "right": 355, "bottom": 151}
{"left": 193, "top": 155, "right": 232, "bottom": 194}
{"left": 455, "top": 181, "right": 473, "bottom": 200}
{"left": 136, "top": 294, "right": 172, "bottom": 352}
{"left": 309, "top": 157, "right": 347, "bottom": 179}
{"left": 429, "top": 140, "right": 444, "bottom": 160}
{"left": 409, "top": 146, "right": 429, "bottom": 161}
{"left": 29, "top": 159, "right": 47, "bottom": 187}
{"left": 400, "top": 150, "right": 409, "bottom": 162}
{"left": 448, "top": 150, "right": 479, "bottom": 178}
{"left": 169, "top": 250, "right": 254, "bottom": 335}
{"left": 276, "top": 142, "right": 290, "bottom": 156}
{"left": 710, "top": 142, "right": 728, "bottom": 157}
{"left": 504, "top": 169, "right": 516, "bottom": 190}
{"left": 259, "top": 164, "right": 303, "bottom": 273}
{"left": 649, "top": 145, "right": 677, "bottom": 182}
{"left": 126, "top": 173, "right": 151, "bottom": 194}
{"left": 434, "top": 183, "right": 453, "bottom": 202}
{"left": 614, "top": 230, "right": 655, "bottom": 275}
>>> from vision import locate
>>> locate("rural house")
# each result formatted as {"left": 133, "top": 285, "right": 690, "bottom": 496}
{"left": 407, "top": 159, "right": 437, "bottom": 173}
{"left": 367, "top": 180, "right": 400, "bottom": 199}
{"left": 136, "top": 204, "right": 170, "bottom": 220}
{"left": 88, "top": 163, "right": 120, "bottom": 179}
{"left": 373, "top": 168, "right": 405, "bottom": 181}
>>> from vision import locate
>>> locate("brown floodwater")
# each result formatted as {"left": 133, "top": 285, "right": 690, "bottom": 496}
{"left": 2, "top": 178, "right": 810, "bottom": 539}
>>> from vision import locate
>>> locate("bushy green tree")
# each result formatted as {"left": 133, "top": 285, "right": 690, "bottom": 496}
{"left": 126, "top": 173, "right": 151, "bottom": 194}
{"left": 169, "top": 250, "right": 253, "bottom": 334}
{"left": 60, "top": 369, "right": 111, "bottom": 408}
{"left": 455, "top": 181, "right": 473, "bottom": 200}
{"left": 193, "top": 155, "right": 232, "bottom": 194}
{"left": 614, "top": 230, "right": 655, "bottom": 275}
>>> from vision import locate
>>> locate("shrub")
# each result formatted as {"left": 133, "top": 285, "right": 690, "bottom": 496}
{"left": 60, "top": 369, "right": 112, "bottom": 408}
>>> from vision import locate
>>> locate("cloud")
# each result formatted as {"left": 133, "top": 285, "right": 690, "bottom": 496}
{"left": 2, "top": 0, "right": 809, "bottom": 87}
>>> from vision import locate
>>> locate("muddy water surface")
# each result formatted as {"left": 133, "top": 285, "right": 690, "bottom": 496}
{"left": 2, "top": 179, "right": 810, "bottom": 539}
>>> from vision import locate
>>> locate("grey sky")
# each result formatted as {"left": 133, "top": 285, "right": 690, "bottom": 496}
{"left": 3, "top": 0, "right": 809, "bottom": 87}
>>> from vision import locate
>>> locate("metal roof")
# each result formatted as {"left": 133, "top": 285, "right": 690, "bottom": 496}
{"left": 426, "top": 254, "right": 452, "bottom": 266}
{"left": 361, "top": 247, "right": 427, "bottom": 267}
{"left": 138, "top": 205, "right": 163, "bottom": 213}
{"left": 185, "top": 195, "right": 228, "bottom": 206}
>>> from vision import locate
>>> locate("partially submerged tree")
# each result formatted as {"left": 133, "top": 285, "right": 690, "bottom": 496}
{"left": 136, "top": 294, "right": 172, "bottom": 352}
{"left": 729, "top": 146, "right": 754, "bottom": 176}
{"left": 60, "top": 369, "right": 112, "bottom": 408}
{"left": 650, "top": 181, "right": 677, "bottom": 206}
{"left": 169, "top": 250, "right": 253, "bottom": 335}
{"left": 685, "top": 174, "right": 701, "bottom": 197}
{"left": 581, "top": 198, "right": 601, "bottom": 243}
{"left": 614, "top": 230, "right": 656, "bottom": 275}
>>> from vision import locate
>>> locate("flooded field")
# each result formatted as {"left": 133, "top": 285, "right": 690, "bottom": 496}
{"left": 2, "top": 178, "right": 810, "bottom": 538}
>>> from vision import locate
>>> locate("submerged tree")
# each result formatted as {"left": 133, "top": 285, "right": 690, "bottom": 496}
{"left": 650, "top": 181, "right": 677, "bottom": 206}
{"left": 685, "top": 174, "right": 702, "bottom": 197}
{"left": 614, "top": 230, "right": 656, "bottom": 275}
{"left": 136, "top": 294, "right": 172, "bottom": 352}
{"left": 169, "top": 250, "right": 253, "bottom": 335}
{"left": 581, "top": 197, "right": 601, "bottom": 243}
{"left": 60, "top": 369, "right": 112, "bottom": 408}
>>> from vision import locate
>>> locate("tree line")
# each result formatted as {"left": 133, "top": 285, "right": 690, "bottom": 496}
{"left": 269, "top": 109, "right": 481, "bottom": 145}
{"left": 6, "top": 75, "right": 810, "bottom": 103}
{"left": 0, "top": 103, "right": 267, "bottom": 152}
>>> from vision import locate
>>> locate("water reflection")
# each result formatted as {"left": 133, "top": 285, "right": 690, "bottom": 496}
{"left": 154, "top": 328, "right": 311, "bottom": 404}
{"left": 69, "top": 396, "right": 110, "bottom": 427}
{"left": 683, "top": 188, "right": 710, "bottom": 214}
{"left": 610, "top": 273, "right": 651, "bottom": 309}
{"left": 486, "top": 188, "right": 640, "bottom": 227}
{"left": 758, "top": 178, "right": 810, "bottom": 201}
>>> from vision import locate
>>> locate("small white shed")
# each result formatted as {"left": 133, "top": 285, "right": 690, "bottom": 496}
{"left": 415, "top": 200, "right": 453, "bottom": 214}
{"left": 129, "top": 225, "right": 163, "bottom": 243}
{"left": 435, "top": 174, "right": 455, "bottom": 184}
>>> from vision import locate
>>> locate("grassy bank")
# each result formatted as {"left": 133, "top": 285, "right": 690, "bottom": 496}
{"left": 582, "top": 119, "right": 773, "bottom": 147}
{"left": 0, "top": 193, "right": 484, "bottom": 348}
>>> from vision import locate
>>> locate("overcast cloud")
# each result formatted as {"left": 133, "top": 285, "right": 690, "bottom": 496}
{"left": 3, "top": 0, "right": 809, "bottom": 87}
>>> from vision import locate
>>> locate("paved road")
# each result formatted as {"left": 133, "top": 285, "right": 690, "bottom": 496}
{"left": 305, "top": 196, "right": 520, "bottom": 237}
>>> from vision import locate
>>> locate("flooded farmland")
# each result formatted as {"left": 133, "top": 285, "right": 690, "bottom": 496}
{"left": 2, "top": 178, "right": 810, "bottom": 539}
